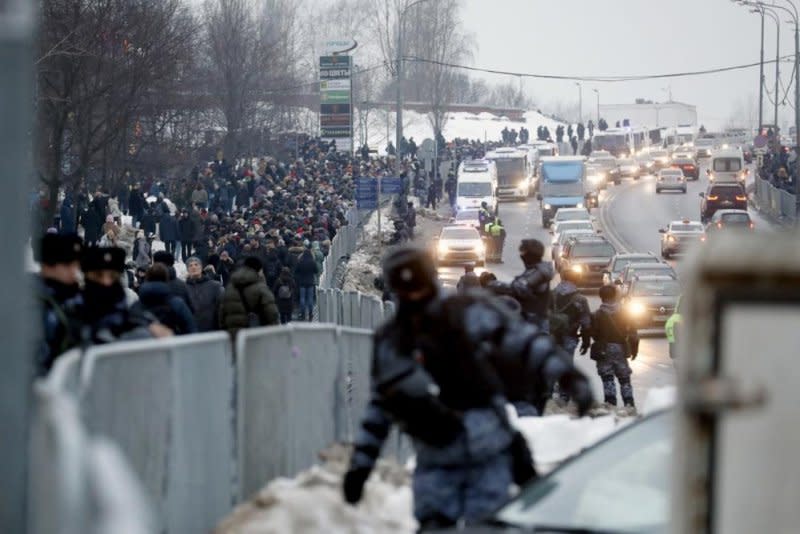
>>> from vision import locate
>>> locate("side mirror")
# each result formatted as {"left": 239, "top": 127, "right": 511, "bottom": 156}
{"left": 536, "top": 193, "right": 542, "bottom": 201}
{"left": 698, "top": 192, "right": 705, "bottom": 198}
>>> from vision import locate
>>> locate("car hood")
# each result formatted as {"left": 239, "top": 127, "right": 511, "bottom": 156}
{"left": 571, "top": 257, "right": 613, "bottom": 265}
{"left": 630, "top": 295, "right": 679, "bottom": 308}
{"left": 441, "top": 238, "right": 481, "bottom": 248}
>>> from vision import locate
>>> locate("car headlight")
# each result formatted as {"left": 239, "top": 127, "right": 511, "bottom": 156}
{"left": 544, "top": 203, "right": 552, "bottom": 210}
{"left": 667, "top": 235, "right": 676, "bottom": 242}
{"left": 438, "top": 242, "right": 449, "bottom": 254}
{"left": 576, "top": 202, "right": 584, "bottom": 209}
{"left": 570, "top": 264, "right": 584, "bottom": 274}
{"left": 474, "top": 241, "right": 485, "bottom": 253}
{"left": 646, "top": 162, "right": 654, "bottom": 168}
{"left": 627, "top": 300, "right": 646, "bottom": 317}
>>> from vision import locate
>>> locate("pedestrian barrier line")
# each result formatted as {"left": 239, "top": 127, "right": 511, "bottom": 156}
{"left": 754, "top": 176, "right": 797, "bottom": 222}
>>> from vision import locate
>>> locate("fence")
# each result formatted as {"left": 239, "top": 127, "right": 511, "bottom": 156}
{"left": 319, "top": 209, "right": 361, "bottom": 289}
{"left": 35, "top": 323, "right": 412, "bottom": 532}
{"left": 317, "top": 288, "right": 395, "bottom": 328}
{"left": 754, "top": 176, "right": 797, "bottom": 223}
{"left": 28, "top": 384, "right": 154, "bottom": 534}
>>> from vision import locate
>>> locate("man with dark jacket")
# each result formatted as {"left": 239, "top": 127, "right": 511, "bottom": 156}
{"left": 551, "top": 268, "right": 591, "bottom": 404}
{"left": 159, "top": 210, "right": 179, "bottom": 257}
{"left": 185, "top": 256, "right": 223, "bottom": 332}
{"left": 590, "top": 284, "right": 640, "bottom": 412}
{"left": 219, "top": 256, "right": 279, "bottom": 339}
{"left": 152, "top": 250, "right": 194, "bottom": 313}
{"left": 178, "top": 210, "right": 193, "bottom": 260}
{"left": 272, "top": 267, "right": 296, "bottom": 324}
{"left": 138, "top": 263, "right": 197, "bottom": 335}
{"left": 293, "top": 247, "right": 319, "bottom": 321}
{"left": 129, "top": 184, "right": 145, "bottom": 227}
{"left": 489, "top": 239, "right": 554, "bottom": 330}
{"left": 343, "top": 247, "right": 591, "bottom": 529}
{"left": 405, "top": 201, "right": 417, "bottom": 239}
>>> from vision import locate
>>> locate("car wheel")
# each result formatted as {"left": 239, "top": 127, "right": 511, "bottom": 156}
{"left": 656, "top": 188, "right": 661, "bottom": 194}
{"left": 662, "top": 250, "right": 670, "bottom": 259}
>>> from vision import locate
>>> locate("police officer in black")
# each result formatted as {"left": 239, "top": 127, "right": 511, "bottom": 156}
{"left": 489, "top": 238, "right": 554, "bottom": 330}
{"left": 35, "top": 233, "right": 84, "bottom": 376}
{"left": 550, "top": 267, "right": 592, "bottom": 405}
{"left": 343, "top": 247, "right": 592, "bottom": 529}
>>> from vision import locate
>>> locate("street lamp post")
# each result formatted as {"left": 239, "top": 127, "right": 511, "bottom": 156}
{"left": 396, "top": 0, "right": 431, "bottom": 163}
{"left": 575, "top": 82, "right": 582, "bottom": 124}
{"left": 593, "top": 88, "right": 600, "bottom": 124}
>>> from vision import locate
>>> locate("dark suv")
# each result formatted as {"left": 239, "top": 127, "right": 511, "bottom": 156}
{"left": 699, "top": 183, "right": 747, "bottom": 223}
{"left": 559, "top": 235, "right": 617, "bottom": 288}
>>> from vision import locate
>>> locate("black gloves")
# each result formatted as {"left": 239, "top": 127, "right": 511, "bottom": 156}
{"left": 343, "top": 466, "right": 371, "bottom": 505}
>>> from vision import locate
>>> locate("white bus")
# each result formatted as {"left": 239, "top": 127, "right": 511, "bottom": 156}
{"left": 592, "top": 127, "right": 651, "bottom": 157}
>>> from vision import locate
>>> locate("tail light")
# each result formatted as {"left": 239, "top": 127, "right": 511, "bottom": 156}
{"left": 717, "top": 222, "right": 722, "bottom": 228}
{"left": 707, "top": 195, "right": 719, "bottom": 201}
{"left": 736, "top": 195, "right": 747, "bottom": 201}
{"left": 700, "top": 235, "right": 706, "bottom": 241}
{"left": 749, "top": 222, "right": 755, "bottom": 229}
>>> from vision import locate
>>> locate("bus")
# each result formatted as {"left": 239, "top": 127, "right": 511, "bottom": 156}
{"left": 485, "top": 147, "right": 532, "bottom": 200}
{"left": 592, "top": 127, "right": 650, "bottom": 157}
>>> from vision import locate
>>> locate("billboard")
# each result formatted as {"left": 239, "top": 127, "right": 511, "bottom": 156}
{"left": 320, "top": 55, "right": 353, "bottom": 152}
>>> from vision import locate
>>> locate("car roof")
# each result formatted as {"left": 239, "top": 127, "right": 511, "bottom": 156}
{"left": 614, "top": 252, "right": 656, "bottom": 259}
{"left": 556, "top": 207, "right": 588, "bottom": 214}
{"left": 566, "top": 235, "right": 610, "bottom": 244}
{"left": 633, "top": 274, "right": 679, "bottom": 282}
{"left": 625, "top": 262, "right": 674, "bottom": 271}
{"left": 670, "top": 219, "right": 703, "bottom": 226}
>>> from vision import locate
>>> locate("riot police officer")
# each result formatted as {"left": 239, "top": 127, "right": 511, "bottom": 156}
{"left": 550, "top": 267, "right": 591, "bottom": 404}
{"left": 343, "top": 247, "right": 591, "bottom": 529}
{"left": 590, "top": 284, "right": 640, "bottom": 412}
{"left": 489, "top": 239, "right": 554, "bottom": 330}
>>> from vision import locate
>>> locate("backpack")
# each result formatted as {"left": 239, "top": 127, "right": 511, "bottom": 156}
{"left": 236, "top": 286, "right": 261, "bottom": 327}
{"left": 277, "top": 283, "right": 293, "bottom": 300}
{"left": 549, "top": 292, "right": 576, "bottom": 339}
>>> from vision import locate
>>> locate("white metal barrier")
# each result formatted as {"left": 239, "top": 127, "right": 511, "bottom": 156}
{"left": 316, "top": 287, "right": 395, "bottom": 329}
{"left": 29, "top": 384, "right": 154, "bottom": 534}
{"left": 74, "top": 333, "right": 235, "bottom": 533}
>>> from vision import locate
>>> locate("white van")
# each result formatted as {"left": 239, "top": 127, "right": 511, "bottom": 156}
{"left": 456, "top": 159, "right": 498, "bottom": 214}
{"left": 707, "top": 148, "right": 747, "bottom": 184}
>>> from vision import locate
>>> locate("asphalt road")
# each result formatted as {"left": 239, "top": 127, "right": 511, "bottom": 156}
{"left": 436, "top": 160, "right": 772, "bottom": 407}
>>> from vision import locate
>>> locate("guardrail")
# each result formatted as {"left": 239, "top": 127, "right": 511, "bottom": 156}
{"left": 754, "top": 176, "right": 797, "bottom": 223}
{"left": 319, "top": 209, "right": 361, "bottom": 290}
{"left": 35, "top": 323, "right": 411, "bottom": 532}
{"left": 29, "top": 384, "right": 154, "bottom": 534}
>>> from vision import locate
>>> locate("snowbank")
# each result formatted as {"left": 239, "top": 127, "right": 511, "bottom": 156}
{"left": 364, "top": 109, "right": 566, "bottom": 154}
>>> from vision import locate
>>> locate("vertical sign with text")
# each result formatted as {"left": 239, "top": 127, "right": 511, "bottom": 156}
{"left": 320, "top": 55, "right": 353, "bottom": 153}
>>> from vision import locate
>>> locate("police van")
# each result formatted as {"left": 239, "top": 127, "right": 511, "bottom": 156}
{"left": 456, "top": 159, "right": 498, "bottom": 214}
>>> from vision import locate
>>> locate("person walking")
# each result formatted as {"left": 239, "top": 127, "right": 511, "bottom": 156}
{"left": 589, "top": 284, "right": 640, "bottom": 413}
{"left": 138, "top": 263, "right": 197, "bottom": 335}
{"left": 185, "top": 256, "right": 223, "bottom": 332}
{"left": 293, "top": 246, "right": 319, "bottom": 321}
{"left": 272, "top": 267, "right": 297, "bottom": 324}
{"left": 218, "top": 256, "right": 279, "bottom": 340}
{"left": 132, "top": 230, "right": 152, "bottom": 270}
{"left": 159, "top": 209, "right": 179, "bottom": 257}
{"left": 550, "top": 267, "right": 591, "bottom": 405}
{"left": 178, "top": 210, "right": 193, "bottom": 261}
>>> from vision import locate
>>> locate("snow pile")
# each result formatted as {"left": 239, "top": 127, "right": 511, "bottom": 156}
{"left": 365, "top": 109, "right": 566, "bottom": 154}
{"left": 216, "top": 445, "right": 416, "bottom": 534}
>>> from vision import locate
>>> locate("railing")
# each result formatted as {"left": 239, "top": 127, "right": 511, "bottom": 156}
{"left": 754, "top": 176, "right": 797, "bottom": 223}
{"left": 317, "top": 288, "right": 395, "bottom": 328}
{"left": 34, "top": 323, "right": 411, "bottom": 532}
{"left": 318, "top": 208, "right": 360, "bottom": 290}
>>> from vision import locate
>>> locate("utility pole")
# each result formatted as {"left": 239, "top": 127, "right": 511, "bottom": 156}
{"left": 575, "top": 82, "right": 582, "bottom": 124}
{"left": 759, "top": 8, "right": 765, "bottom": 133}
{"left": 0, "top": 0, "right": 34, "bottom": 530}
{"left": 396, "top": 0, "right": 431, "bottom": 167}
{"left": 593, "top": 88, "right": 600, "bottom": 123}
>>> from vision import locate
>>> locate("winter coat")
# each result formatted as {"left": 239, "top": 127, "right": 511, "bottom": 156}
{"left": 178, "top": 217, "right": 193, "bottom": 242}
{"left": 132, "top": 238, "right": 152, "bottom": 269}
{"left": 190, "top": 189, "right": 209, "bottom": 207}
{"left": 60, "top": 200, "right": 76, "bottom": 234}
{"left": 189, "top": 211, "right": 204, "bottom": 242}
{"left": 293, "top": 251, "right": 319, "bottom": 288}
{"left": 129, "top": 190, "right": 145, "bottom": 217}
{"left": 141, "top": 212, "right": 156, "bottom": 237}
{"left": 272, "top": 274, "right": 297, "bottom": 314}
{"left": 185, "top": 274, "right": 223, "bottom": 332}
{"left": 311, "top": 242, "right": 325, "bottom": 274}
{"left": 138, "top": 281, "right": 197, "bottom": 335}
{"left": 218, "top": 267, "right": 279, "bottom": 339}
{"left": 81, "top": 209, "right": 102, "bottom": 243}
{"left": 159, "top": 213, "right": 179, "bottom": 242}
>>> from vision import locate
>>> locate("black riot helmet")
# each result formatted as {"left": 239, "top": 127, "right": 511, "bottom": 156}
{"left": 382, "top": 246, "right": 438, "bottom": 302}
{"left": 519, "top": 238, "right": 544, "bottom": 267}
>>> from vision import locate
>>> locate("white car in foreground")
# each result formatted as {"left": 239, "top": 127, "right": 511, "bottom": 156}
{"left": 435, "top": 225, "right": 486, "bottom": 266}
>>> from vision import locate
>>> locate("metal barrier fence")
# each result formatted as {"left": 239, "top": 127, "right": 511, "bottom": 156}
{"left": 319, "top": 209, "right": 361, "bottom": 289}
{"left": 50, "top": 333, "right": 235, "bottom": 534}
{"left": 754, "top": 176, "right": 797, "bottom": 222}
{"left": 317, "top": 287, "right": 395, "bottom": 328}
{"left": 29, "top": 384, "right": 154, "bottom": 534}
{"left": 36, "top": 324, "right": 412, "bottom": 531}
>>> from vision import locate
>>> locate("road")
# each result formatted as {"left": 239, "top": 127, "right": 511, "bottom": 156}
{"left": 437, "top": 159, "right": 772, "bottom": 407}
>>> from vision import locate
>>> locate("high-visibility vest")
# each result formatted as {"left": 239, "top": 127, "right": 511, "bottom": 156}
{"left": 665, "top": 313, "right": 682, "bottom": 344}
{"left": 489, "top": 224, "right": 504, "bottom": 237}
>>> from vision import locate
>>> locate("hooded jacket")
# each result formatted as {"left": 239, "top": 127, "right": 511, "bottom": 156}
{"left": 139, "top": 281, "right": 197, "bottom": 335}
{"left": 218, "top": 266, "right": 279, "bottom": 339}
{"left": 186, "top": 274, "right": 223, "bottom": 332}
{"left": 293, "top": 250, "right": 319, "bottom": 287}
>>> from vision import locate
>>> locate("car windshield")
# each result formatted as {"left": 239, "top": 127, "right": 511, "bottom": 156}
{"left": 559, "top": 230, "right": 594, "bottom": 244}
{"left": 721, "top": 213, "right": 751, "bottom": 224}
{"left": 632, "top": 280, "right": 682, "bottom": 296}
{"left": 441, "top": 228, "right": 479, "bottom": 240}
{"left": 713, "top": 157, "right": 742, "bottom": 172}
{"left": 495, "top": 413, "right": 673, "bottom": 532}
{"left": 612, "top": 256, "right": 659, "bottom": 272}
{"left": 457, "top": 182, "right": 492, "bottom": 197}
{"left": 626, "top": 266, "right": 673, "bottom": 280}
{"left": 556, "top": 221, "right": 593, "bottom": 233}
{"left": 570, "top": 242, "right": 615, "bottom": 258}
{"left": 670, "top": 224, "right": 703, "bottom": 232}
{"left": 555, "top": 210, "right": 591, "bottom": 222}
{"left": 542, "top": 162, "right": 583, "bottom": 182}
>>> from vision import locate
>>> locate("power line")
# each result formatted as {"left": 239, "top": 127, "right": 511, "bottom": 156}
{"left": 402, "top": 55, "right": 796, "bottom": 83}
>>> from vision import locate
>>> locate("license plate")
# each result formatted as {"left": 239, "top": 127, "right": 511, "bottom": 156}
{"left": 654, "top": 315, "right": 669, "bottom": 322}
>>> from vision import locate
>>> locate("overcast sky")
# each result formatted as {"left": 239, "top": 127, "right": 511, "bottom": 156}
{"left": 459, "top": 0, "right": 796, "bottom": 130}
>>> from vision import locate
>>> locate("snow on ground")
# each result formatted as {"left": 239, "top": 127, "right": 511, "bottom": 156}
{"left": 218, "top": 387, "right": 676, "bottom": 532}
{"left": 364, "top": 109, "right": 566, "bottom": 154}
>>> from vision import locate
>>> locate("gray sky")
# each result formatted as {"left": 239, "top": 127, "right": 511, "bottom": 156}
{"left": 460, "top": 0, "right": 796, "bottom": 130}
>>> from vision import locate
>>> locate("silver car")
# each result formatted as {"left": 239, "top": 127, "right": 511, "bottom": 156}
{"left": 655, "top": 168, "right": 686, "bottom": 194}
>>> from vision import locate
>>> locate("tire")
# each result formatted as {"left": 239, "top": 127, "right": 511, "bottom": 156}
{"left": 656, "top": 189, "right": 661, "bottom": 194}
{"left": 662, "top": 250, "right": 670, "bottom": 259}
